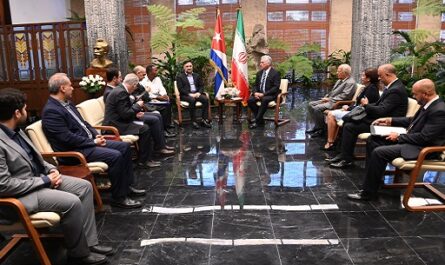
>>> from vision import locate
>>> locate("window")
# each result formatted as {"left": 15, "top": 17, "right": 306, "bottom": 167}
{"left": 222, "top": 0, "right": 238, "bottom": 3}
{"left": 441, "top": 30, "right": 445, "bottom": 42}
{"left": 286, "top": 10, "right": 309, "bottom": 21}
{"left": 398, "top": 12, "right": 413, "bottom": 21}
{"left": 268, "top": 12, "right": 284, "bottom": 21}
{"left": 222, "top": 12, "right": 237, "bottom": 21}
{"left": 196, "top": 0, "right": 218, "bottom": 5}
{"left": 398, "top": 0, "right": 414, "bottom": 3}
{"left": 286, "top": 0, "right": 309, "bottom": 3}
{"left": 177, "top": 0, "right": 193, "bottom": 5}
{"left": 311, "top": 11, "right": 326, "bottom": 21}
{"left": 268, "top": 0, "right": 283, "bottom": 3}
{"left": 442, "top": 13, "right": 445, "bottom": 22}
{"left": 311, "top": 0, "right": 327, "bottom": 3}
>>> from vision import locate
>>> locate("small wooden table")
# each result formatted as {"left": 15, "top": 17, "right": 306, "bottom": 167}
{"left": 215, "top": 97, "right": 243, "bottom": 124}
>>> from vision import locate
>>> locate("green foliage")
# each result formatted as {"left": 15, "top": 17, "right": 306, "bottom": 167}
{"left": 413, "top": 0, "right": 445, "bottom": 16}
{"left": 152, "top": 51, "right": 181, "bottom": 95}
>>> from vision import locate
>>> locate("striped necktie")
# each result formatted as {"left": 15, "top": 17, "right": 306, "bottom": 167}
{"left": 260, "top": 71, "right": 267, "bottom": 93}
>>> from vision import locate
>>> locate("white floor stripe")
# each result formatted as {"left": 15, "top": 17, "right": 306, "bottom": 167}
{"left": 140, "top": 238, "right": 339, "bottom": 247}
{"left": 142, "top": 204, "right": 339, "bottom": 214}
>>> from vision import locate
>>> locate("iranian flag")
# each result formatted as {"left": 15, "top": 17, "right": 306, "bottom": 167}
{"left": 231, "top": 9, "right": 249, "bottom": 105}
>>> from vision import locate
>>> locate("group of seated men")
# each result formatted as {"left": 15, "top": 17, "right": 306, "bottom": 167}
{"left": 306, "top": 63, "right": 445, "bottom": 201}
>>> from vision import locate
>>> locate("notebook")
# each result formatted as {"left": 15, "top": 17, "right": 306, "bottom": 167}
{"left": 370, "top": 125, "right": 407, "bottom": 136}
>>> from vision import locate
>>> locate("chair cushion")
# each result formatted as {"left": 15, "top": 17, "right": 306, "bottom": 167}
{"left": 255, "top": 101, "right": 279, "bottom": 107}
{"left": 358, "top": 133, "right": 371, "bottom": 140}
{"left": 0, "top": 212, "right": 60, "bottom": 231}
{"left": 180, "top": 101, "right": 203, "bottom": 108}
{"left": 87, "top": 162, "right": 108, "bottom": 173}
{"left": 392, "top": 157, "right": 445, "bottom": 171}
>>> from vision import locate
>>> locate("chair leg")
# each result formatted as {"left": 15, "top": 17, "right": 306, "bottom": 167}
{"left": 86, "top": 175, "right": 103, "bottom": 212}
{"left": 20, "top": 217, "right": 52, "bottom": 265}
{"left": 177, "top": 106, "right": 183, "bottom": 126}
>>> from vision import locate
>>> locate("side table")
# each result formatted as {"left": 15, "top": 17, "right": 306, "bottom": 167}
{"left": 215, "top": 97, "right": 243, "bottom": 124}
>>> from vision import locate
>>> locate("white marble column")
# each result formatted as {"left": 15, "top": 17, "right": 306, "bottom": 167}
{"left": 350, "top": 0, "right": 393, "bottom": 80}
{"left": 84, "top": 0, "right": 128, "bottom": 73}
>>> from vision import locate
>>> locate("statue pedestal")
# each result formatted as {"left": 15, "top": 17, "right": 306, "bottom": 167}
{"left": 86, "top": 67, "right": 107, "bottom": 81}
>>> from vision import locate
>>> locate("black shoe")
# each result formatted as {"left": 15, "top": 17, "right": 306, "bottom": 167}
{"left": 330, "top": 160, "right": 353, "bottom": 168}
{"left": 347, "top": 191, "right": 377, "bottom": 201}
{"left": 305, "top": 128, "right": 319, "bottom": 134}
{"left": 325, "top": 154, "right": 343, "bottom": 163}
{"left": 165, "top": 145, "right": 175, "bottom": 150}
{"left": 201, "top": 120, "right": 212, "bottom": 128}
{"left": 167, "top": 124, "right": 176, "bottom": 129}
{"left": 68, "top": 252, "right": 107, "bottom": 265}
{"left": 90, "top": 244, "right": 115, "bottom": 256}
{"left": 164, "top": 131, "right": 177, "bottom": 138}
{"left": 110, "top": 197, "right": 142, "bottom": 209}
{"left": 129, "top": 186, "right": 146, "bottom": 197}
{"left": 310, "top": 130, "right": 325, "bottom": 138}
{"left": 192, "top": 122, "right": 200, "bottom": 129}
{"left": 249, "top": 122, "right": 258, "bottom": 129}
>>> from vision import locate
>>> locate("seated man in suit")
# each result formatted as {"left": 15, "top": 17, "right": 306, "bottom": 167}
{"left": 133, "top": 65, "right": 176, "bottom": 138}
{"left": 42, "top": 73, "right": 144, "bottom": 209}
{"left": 104, "top": 73, "right": 174, "bottom": 167}
{"left": 347, "top": 79, "right": 445, "bottom": 201}
{"left": 247, "top": 55, "right": 281, "bottom": 129}
{"left": 328, "top": 64, "right": 408, "bottom": 168}
{"left": 103, "top": 67, "right": 122, "bottom": 102}
{"left": 176, "top": 60, "right": 212, "bottom": 129}
{"left": 0, "top": 88, "right": 112, "bottom": 265}
{"left": 306, "top": 64, "right": 356, "bottom": 137}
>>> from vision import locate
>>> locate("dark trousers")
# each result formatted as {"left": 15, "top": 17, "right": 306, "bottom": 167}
{"left": 180, "top": 94, "right": 209, "bottom": 122}
{"left": 339, "top": 121, "right": 371, "bottom": 161}
{"left": 81, "top": 140, "right": 133, "bottom": 200}
{"left": 140, "top": 112, "right": 166, "bottom": 150}
{"left": 362, "top": 136, "right": 402, "bottom": 195}
{"left": 247, "top": 95, "right": 276, "bottom": 122}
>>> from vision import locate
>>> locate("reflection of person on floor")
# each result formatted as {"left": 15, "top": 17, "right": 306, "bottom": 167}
{"left": 183, "top": 137, "right": 211, "bottom": 180}
{"left": 253, "top": 132, "right": 284, "bottom": 186}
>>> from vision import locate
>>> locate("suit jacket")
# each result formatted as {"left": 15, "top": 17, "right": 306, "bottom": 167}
{"left": 252, "top": 67, "right": 281, "bottom": 98}
{"left": 103, "top": 84, "right": 144, "bottom": 135}
{"left": 0, "top": 129, "right": 55, "bottom": 198}
{"left": 176, "top": 72, "right": 205, "bottom": 96}
{"left": 133, "top": 83, "right": 151, "bottom": 103}
{"left": 363, "top": 79, "right": 408, "bottom": 124}
{"left": 103, "top": 85, "right": 113, "bottom": 102}
{"left": 392, "top": 98, "right": 445, "bottom": 159}
{"left": 42, "top": 97, "right": 98, "bottom": 155}
{"left": 355, "top": 83, "right": 380, "bottom": 106}
{"left": 326, "top": 76, "right": 356, "bottom": 103}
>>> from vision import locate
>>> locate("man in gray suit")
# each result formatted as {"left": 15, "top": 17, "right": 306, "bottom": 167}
{"left": 0, "top": 88, "right": 112, "bottom": 265}
{"left": 306, "top": 64, "right": 356, "bottom": 137}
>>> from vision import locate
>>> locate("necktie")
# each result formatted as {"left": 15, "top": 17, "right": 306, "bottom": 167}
{"left": 407, "top": 107, "right": 425, "bottom": 133}
{"left": 260, "top": 71, "right": 267, "bottom": 93}
{"left": 63, "top": 104, "right": 93, "bottom": 139}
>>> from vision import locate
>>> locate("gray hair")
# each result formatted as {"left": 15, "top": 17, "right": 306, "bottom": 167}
{"left": 338, "top": 64, "right": 352, "bottom": 76}
{"left": 261, "top": 55, "right": 272, "bottom": 65}
{"left": 123, "top": 73, "right": 139, "bottom": 86}
{"left": 133, "top": 65, "right": 145, "bottom": 74}
{"left": 48, "top": 73, "right": 69, "bottom": 94}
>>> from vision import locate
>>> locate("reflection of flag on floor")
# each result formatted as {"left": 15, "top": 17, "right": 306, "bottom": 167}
{"left": 233, "top": 131, "right": 250, "bottom": 208}
{"left": 210, "top": 8, "right": 228, "bottom": 98}
{"left": 231, "top": 9, "right": 249, "bottom": 105}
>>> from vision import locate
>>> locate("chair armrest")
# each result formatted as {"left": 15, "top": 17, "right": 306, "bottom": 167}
{"left": 415, "top": 146, "right": 445, "bottom": 165}
{"left": 41, "top": 151, "right": 89, "bottom": 166}
{"left": 0, "top": 198, "right": 32, "bottom": 224}
{"left": 41, "top": 152, "right": 91, "bottom": 178}
{"left": 277, "top": 92, "right": 288, "bottom": 105}
{"left": 332, "top": 100, "right": 355, "bottom": 110}
{"left": 93, "top": 125, "right": 121, "bottom": 138}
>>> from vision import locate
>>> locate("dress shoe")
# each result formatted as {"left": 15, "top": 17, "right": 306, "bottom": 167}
{"left": 330, "top": 159, "right": 353, "bottom": 168}
{"left": 201, "top": 120, "right": 212, "bottom": 128}
{"left": 249, "top": 122, "right": 258, "bottom": 129}
{"left": 325, "top": 154, "right": 343, "bottom": 163}
{"left": 310, "top": 130, "right": 325, "bottom": 138}
{"left": 129, "top": 186, "right": 146, "bottom": 196}
{"left": 90, "top": 244, "right": 115, "bottom": 256}
{"left": 68, "top": 252, "right": 107, "bottom": 265}
{"left": 137, "top": 160, "right": 161, "bottom": 168}
{"left": 110, "top": 197, "right": 142, "bottom": 209}
{"left": 157, "top": 148, "right": 175, "bottom": 155}
{"left": 165, "top": 145, "right": 175, "bottom": 150}
{"left": 167, "top": 124, "right": 176, "bottom": 129}
{"left": 347, "top": 191, "right": 377, "bottom": 201}
{"left": 305, "top": 128, "right": 319, "bottom": 134}
{"left": 192, "top": 122, "right": 200, "bottom": 129}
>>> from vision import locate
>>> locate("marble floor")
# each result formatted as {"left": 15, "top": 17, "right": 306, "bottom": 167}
{"left": 3, "top": 87, "right": 445, "bottom": 265}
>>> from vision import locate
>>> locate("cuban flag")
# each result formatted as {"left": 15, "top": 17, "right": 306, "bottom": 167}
{"left": 210, "top": 8, "right": 228, "bottom": 98}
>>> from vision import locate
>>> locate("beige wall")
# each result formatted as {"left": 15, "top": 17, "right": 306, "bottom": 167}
{"left": 329, "top": 0, "right": 353, "bottom": 54}
{"left": 70, "top": 0, "right": 85, "bottom": 18}
{"left": 243, "top": 0, "right": 267, "bottom": 40}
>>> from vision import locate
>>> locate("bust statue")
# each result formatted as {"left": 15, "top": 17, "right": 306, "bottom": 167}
{"left": 90, "top": 38, "right": 113, "bottom": 69}
{"left": 247, "top": 24, "right": 269, "bottom": 70}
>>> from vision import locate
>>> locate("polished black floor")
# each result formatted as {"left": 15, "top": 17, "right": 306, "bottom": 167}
{"left": 4, "top": 87, "right": 445, "bottom": 265}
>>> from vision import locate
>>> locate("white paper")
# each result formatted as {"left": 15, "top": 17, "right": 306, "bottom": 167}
{"left": 370, "top": 125, "right": 407, "bottom": 136}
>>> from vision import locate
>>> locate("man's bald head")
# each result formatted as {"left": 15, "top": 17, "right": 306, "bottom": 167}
{"left": 412, "top": 78, "right": 437, "bottom": 105}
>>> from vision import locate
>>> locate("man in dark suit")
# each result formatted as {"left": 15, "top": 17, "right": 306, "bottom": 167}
{"left": 247, "top": 55, "right": 281, "bottom": 129}
{"left": 176, "top": 60, "right": 212, "bottom": 129}
{"left": 347, "top": 79, "right": 445, "bottom": 201}
{"left": 329, "top": 64, "right": 408, "bottom": 168}
{"left": 103, "top": 73, "right": 174, "bottom": 167}
{"left": 42, "top": 73, "right": 144, "bottom": 209}
{"left": 306, "top": 64, "right": 356, "bottom": 137}
{"left": 0, "top": 88, "right": 112, "bottom": 264}
{"left": 103, "top": 67, "right": 121, "bottom": 102}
